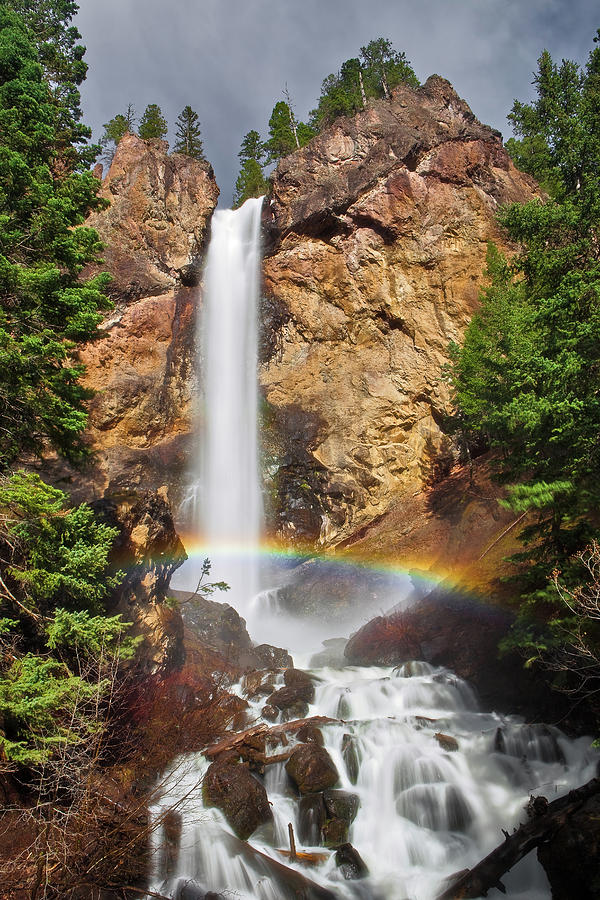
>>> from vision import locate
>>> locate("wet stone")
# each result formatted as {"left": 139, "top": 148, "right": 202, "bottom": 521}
{"left": 323, "top": 789, "right": 360, "bottom": 823}
{"left": 434, "top": 732, "right": 459, "bottom": 752}
{"left": 261, "top": 704, "right": 278, "bottom": 722}
{"left": 203, "top": 760, "right": 272, "bottom": 840}
{"left": 298, "top": 792, "right": 327, "bottom": 844}
{"left": 342, "top": 733, "right": 360, "bottom": 785}
{"left": 322, "top": 816, "right": 349, "bottom": 847}
{"left": 296, "top": 724, "right": 324, "bottom": 746}
{"left": 335, "top": 842, "right": 369, "bottom": 880}
{"left": 285, "top": 743, "right": 339, "bottom": 794}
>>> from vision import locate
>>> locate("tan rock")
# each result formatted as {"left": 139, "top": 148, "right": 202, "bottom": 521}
{"left": 261, "top": 76, "right": 539, "bottom": 545}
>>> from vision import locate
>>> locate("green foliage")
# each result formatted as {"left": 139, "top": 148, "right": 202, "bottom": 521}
{"left": 138, "top": 102, "right": 168, "bottom": 141}
{"left": 100, "top": 103, "right": 135, "bottom": 164}
{"left": 449, "top": 32, "right": 600, "bottom": 628}
{"left": 6, "top": 0, "right": 98, "bottom": 169}
{"left": 263, "top": 100, "right": 315, "bottom": 164}
{"left": 0, "top": 472, "right": 121, "bottom": 616}
{"left": 0, "top": 653, "right": 100, "bottom": 764}
{"left": 173, "top": 105, "right": 204, "bottom": 159}
{"left": 310, "top": 38, "right": 419, "bottom": 128}
{"left": 233, "top": 129, "right": 269, "bottom": 208}
{"left": 46, "top": 609, "right": 138, "bottom": 660}
{"left": 0, "top": 6, "right": 111, "bottom": 468}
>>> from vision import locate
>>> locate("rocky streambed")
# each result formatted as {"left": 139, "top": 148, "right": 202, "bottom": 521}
{"left": 145, "top": 644, "right": 599, "bottom": 900}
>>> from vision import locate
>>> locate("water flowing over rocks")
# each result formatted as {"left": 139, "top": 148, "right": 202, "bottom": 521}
{"left": 261, "top": 76, "right": 539, "bottom": 545}
{"left": 203, "top": 759, "right": 273, "bottom": 840}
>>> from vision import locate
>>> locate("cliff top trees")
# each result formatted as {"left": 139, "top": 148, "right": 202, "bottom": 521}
{"left": 449, "top": 30, "right": 600, "bottom": 632}
{"left": 138, "top": 102, "right": 168, "bottom": 140}
{"left": 99, "top": 103, "right": 135, "bottom": 163}
{"left": 174, "top": 104, "right": 205, "bottom": 159}
{"left": 311, "top": 37, "right": 419, "bottom": 128}
{"left": 233, "top": 129, "right": 268, "bottom": 208}
{"left": 263, "top": 97, "right": 315, "bottom": 164}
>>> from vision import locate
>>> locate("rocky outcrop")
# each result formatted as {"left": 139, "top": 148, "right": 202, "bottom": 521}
{"left": 261, "top": 75, "right": 538, "bottom": 545}
{"left": 65, "top": 134, "right": 219, "bottom": 505}
{"left": 95, "top": 490, "right": 187, "bottom": 671}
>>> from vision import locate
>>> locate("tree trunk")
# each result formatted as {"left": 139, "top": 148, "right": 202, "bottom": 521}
{"left": 437, "top": 778, "right": 600, "bottom": 900}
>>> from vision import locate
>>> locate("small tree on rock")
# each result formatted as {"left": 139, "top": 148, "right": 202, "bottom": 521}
{"left": 138, "top": 103, "right": 168, "bottom": 141}
{"left": 173, "top": 105, "right": 205, "bottom": 159}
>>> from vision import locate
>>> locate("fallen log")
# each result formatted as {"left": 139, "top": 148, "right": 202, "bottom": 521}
{"left": 222, "top": 830, "right": 337, "bottom": 899}
{"left": 437, "top": 777, "right": 600, "bottom": 900}
{"left": 205, "top": 716, "right": 337, "bottom": 760}
{"left": 276, "top": 849, "right": 330, "bottom": 867}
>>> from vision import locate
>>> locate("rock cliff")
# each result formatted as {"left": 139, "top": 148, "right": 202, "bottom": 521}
{"left": 260, "top": 75, "right": 538, "bottom": 545}
{"left": 64, "top": 133, "right": 219, "bottom": 504}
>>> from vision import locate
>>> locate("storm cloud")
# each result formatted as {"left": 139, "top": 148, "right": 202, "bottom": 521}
{"left": 75, "top": 0, "right": 599, "bottom": 205}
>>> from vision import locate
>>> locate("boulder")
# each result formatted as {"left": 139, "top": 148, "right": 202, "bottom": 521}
{"left": 538, "top": 792, "right": 600, "bottom": 899}
{"left": 335, "top": 843, "right": 369, "bottom": 880}
{"left": 203, "top": 760, "right": 272, "bottom": 840}
{"left": 267, "top": 668, "right": 315, "bottom": 714}
{"left": 341, "top": 734, "right": 361, "bottom": 785}
{"left": 285, "top": 744, "right": 339, "bottom": 794}
{"left": 295, "top": 724, "right": 324, "bottom": 746}
{"left": 323, "top": 790, "right": 360, "bottom": 824}
{"left": 322, "top": 817, "right": 349, "bottom": 847}
{"left": 298, "top": 793, "right": 327, "bottom": 845}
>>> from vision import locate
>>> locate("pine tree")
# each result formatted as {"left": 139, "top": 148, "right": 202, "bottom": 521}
{"left": 138, "top": 103, "right": 168, "bottom": 141}
{"left": 310, "top": 39, "right": 418, "bottom": 129}
{"left": 233, "top": 130, "right": 268, "bottom": 208}
{"left": 263, "top": 98, "right": 315, "bottom": 165}
{"left": 449, "top": 30, "right": 600, "bottom": 622}
{"left": 0, "top": 7, "right": 110, "bottom": 466}
{"left": 99, "top": 104, "right": 135, "bottom": 164}
{"left": 173, "top": 105, "right": 204, "bottom": 159}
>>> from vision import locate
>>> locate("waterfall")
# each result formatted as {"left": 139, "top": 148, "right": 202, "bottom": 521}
{"left": 178, "top": 197, "right": 264, "bottom": 610}
{"left": 155, "top": 197, "right": 598, "bottom": 899}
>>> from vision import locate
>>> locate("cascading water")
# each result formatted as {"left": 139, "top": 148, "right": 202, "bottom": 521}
{"left": 150, "top": 198, "right": 598, "bottom": 899}
{"left": 176, "top": 197, "right": 264, "bottom": 611}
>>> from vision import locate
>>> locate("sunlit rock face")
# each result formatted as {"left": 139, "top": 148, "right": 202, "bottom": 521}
{"left": 71, "top": 134, "right": 219, "bottom": 503}
{"left": 261, "top": 75, "right": 538, "bottom": 545}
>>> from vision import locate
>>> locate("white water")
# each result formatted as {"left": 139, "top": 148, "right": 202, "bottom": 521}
{"left": 148, "top": 656, "right": 598, "bottom": 900}
{"left": 176, "top": 197, "right": 264, "bottom": 610}
{"left": 151, "top": 200, "right": 598, "bottom": 899}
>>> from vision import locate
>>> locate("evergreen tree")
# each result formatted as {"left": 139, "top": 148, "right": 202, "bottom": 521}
{"left": 99, "top": 104, "right": 135, "bottom": 164}
{"left": 449, "top": 32, "right": 600, "bottom": 634}
{"left": 7, "top": 0, "right": 97, "bottom": 169}
{"left": 311, "top": 39, "right": 418, "bottom": 129}
{"left": 173, "top": 105, "right": 204, "bottom": 159}
{"left": 138, "top": 103, "right": 168, "bottom": 141}
{"left": 263, "top": 99, "right": 315, "bottom": 164}
{"left": 233, "top": 130, "right": 268, "bottom": 208}
{"left": 0, "top": 6, "right": 110, "bottom": 467}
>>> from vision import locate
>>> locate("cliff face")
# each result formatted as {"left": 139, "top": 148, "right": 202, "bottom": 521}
{"left": 261, "top": 76, "right": 538, "bottom": 545}
{"left": 67, "top": 133, "right": 219, "bottom": 503}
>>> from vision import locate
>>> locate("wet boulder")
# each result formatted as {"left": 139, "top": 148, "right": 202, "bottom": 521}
{"left": 261, "top": 703, "right": 278, "bottom": 722}
{"left": 298, "top": 793, "right": 327, "bottom": 844}
{"left": 322, "top": 817, "right": 348, "bottom": 847}
{"left": 538, "top": 793, "right": 600, "bottom": 900}
{"left": 286, "top": 743, "right": 339, "bottom": 794}
{"left": 203, "top": 760, "right": 272, "bottom": 839}
{"left": 341, "top": 733, "right": 360, "bottom": 785}
{"left": 323, "top": 790, "right": 360, "bottom": 824}
{"left": 434, "top": 732, "right": 459, "bottom": 752}
{"left": 296, "top": 724, "right": 324, "bottom": 746}
{"left": 335, "top": 843, "right": 369, "bottom": 880}
{"left": 241, "top": 669, "right": 277, "bottom": 700}
{"left": 253, "top": 644, "right": 293, "bottom": 668}
{"left": 266, "top": 668, "right": 315, "bottom": 718}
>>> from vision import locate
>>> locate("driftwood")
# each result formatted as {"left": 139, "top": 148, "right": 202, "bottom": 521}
{"left": 205, "top": 716, "right": 337, "bottom": 760}
{"left": 276, "top": 849, "right": 330, "bottom": 866}
{"left": 222, "top": 830, "right": 337, "bottom": 899}
{"left": 437, "top": 777, "right": 600, "bottom": 900}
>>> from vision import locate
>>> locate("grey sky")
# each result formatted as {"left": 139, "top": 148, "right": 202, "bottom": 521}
{"left": 74, "top": 0, "right": 599, "bottom": 206}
